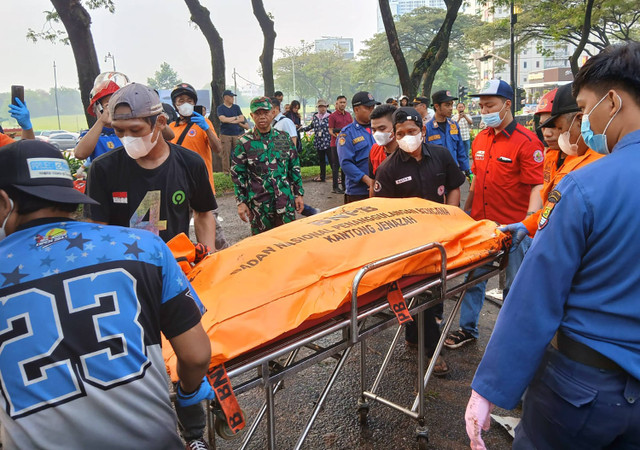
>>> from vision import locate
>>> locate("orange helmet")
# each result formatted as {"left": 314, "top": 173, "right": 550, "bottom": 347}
{"left": 87, "top": 71, "right": 130, "bottom": 116}
{"left": 534, "top": 88, "right": 557, "bottom": 116}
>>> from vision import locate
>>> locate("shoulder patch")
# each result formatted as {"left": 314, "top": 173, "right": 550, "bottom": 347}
{"left": 538, "top": 189, "right": 561, "bottom": 230}
{"left": 533, "top": 149, "right": 544, "bottom": 163}
{"left": 338, "top": 136, "right": 346, "bottom": 146}
{"left": 373, "top": 180, "right": 382, "bottom": 193}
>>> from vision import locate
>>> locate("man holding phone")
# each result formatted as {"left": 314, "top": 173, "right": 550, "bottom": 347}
{"left": 1, "top": 86, "right": 35, "bottom": 147}
{"left": 169, "top": 83, "right": 228, "bottom": 251}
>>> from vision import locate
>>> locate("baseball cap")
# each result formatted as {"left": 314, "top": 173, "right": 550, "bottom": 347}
{"left": 0, "top": 140, "right": 98, "bottom": 205}
{"left": 316, "top": 99, "right": 329, "bottom": 107}
{"left": 223, "top": 90, "right": 237, "bottom": 97}
{"left": 540, "top": 83, "right": 580, "bottom": 128}
{"left": 352, "top": 91, "right": 380, "bottom": 107}
{"left": 109, "top": 83, "right": 164, "bottom": 120}
{"left": 469, "top": 80, "right": 514, "bottom": 99}
{"left": 250, "top": 96, "right": 272, "bottom": 113}
{"left": 534, "top": 88, "right": 557, "bottom": 117}
{"left": 412, "top": 96, "right": 430, "bottom": 106}
{"left": 392, "top": 107, "right": 423, "bottom": 129}
{"left": 431, "top": 90, "right": 458, "bottom": 105}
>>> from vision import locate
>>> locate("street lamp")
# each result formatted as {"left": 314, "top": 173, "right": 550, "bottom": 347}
{"left": 104, "top": 52, "right": 116, "bottom": 72}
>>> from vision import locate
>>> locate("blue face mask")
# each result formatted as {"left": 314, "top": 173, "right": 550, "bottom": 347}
{"left": 481, "top": 101, "right": 507, "bottom": 128}
{"left": 580, "top": 93, "right": 622, "bottom": 155}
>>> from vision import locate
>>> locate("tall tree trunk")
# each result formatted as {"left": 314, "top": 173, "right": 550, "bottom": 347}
{"left": 50, "top": 0, "right": 100, "bottom": 128}
{"left": 411, "top": 0, "right": 463, "bottom": 99}
{"left": 378, "top": 0, "right": 414, "bottom": 97}
{"left": 569, "top": 0, "right": 596, "bottom": 75}
{"left": 251, "top": 0, "right": 276, "bottom": 96}
{"left": 183, "top": 0, "right": 225, "bottom": 132}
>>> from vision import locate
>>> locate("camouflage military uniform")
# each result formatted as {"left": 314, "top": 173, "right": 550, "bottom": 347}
{"left": 231, "top": 127, "right": 304, "bottom": 235}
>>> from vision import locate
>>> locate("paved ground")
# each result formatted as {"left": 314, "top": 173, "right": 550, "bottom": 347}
{"left": 208, "top": 179, "right": 517, "bottom": 450}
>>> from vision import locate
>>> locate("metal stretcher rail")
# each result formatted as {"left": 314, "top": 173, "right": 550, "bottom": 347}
{"left": 208, "top": 243, "right": 507, "bottom": 449}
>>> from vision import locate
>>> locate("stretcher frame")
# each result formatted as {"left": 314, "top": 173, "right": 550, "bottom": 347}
{"left": 205, "top": 241, "right": 507, "bottom": 449}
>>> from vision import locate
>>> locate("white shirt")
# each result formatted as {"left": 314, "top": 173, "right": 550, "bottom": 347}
{"left": 272, "top": 113, "right": 298, "bottom": 140}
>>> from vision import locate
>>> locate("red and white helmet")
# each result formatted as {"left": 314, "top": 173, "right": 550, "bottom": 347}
{"left": 534, "top": 88, "right": 557, "bottom": 116}
{"left": 87, "top": 71, "right": 130, "bottom": 116}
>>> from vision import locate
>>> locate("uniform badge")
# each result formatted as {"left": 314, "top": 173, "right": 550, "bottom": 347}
{"left": 338, "top": 136, "right": 346, "bottom": 146}
{"left": 107, "top": 141, "right": 115, "bottom": 149}
{"left": 538, "top": 189, "right": 561, "bottom": 230}
{"left": 395, "top": 176, "right": 412, "bottom": 185}
{"left": 352, "top": 136, "right": 365, "bottom": 144}
{"left": 373, "top": 181, "right": 382, "bottom": 193}
{"left": 188, "top": 129, "right": 197, "bottom": 137}
{"left": 437, "top": 185, "right": 445, "bottom": 196}
{"left": 112, "top": 192, "right": 128, "bottom": 204}
{"left": 475, "top": 150, "right": 485, "bottom": 160}
{"left": 428, "top": 135, "right": 440, "bottom": 142}
{"left": 533, "top": 149, "right": 544, "bottom": 163}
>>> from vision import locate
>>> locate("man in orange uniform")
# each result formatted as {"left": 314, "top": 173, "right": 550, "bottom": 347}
{"left": 169, "top": 83, "right": 228, "bottom": 250}
{"left": 501, "top": 83, "right": 603, "bottom": 249}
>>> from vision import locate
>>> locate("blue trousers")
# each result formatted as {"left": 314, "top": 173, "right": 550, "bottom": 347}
{"left": 459, "top": 236, "right": 531, "bottom": 338}
{"left": 514, "top": 347, "right": 640, "bottom": 449}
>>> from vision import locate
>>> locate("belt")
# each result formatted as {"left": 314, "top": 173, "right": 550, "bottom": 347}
{"left": 556, "top": 330, "right": 623, "bottom": 372}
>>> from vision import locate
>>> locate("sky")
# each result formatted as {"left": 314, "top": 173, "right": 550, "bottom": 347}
{"left": 3, "top": 0, "right": 378, "bottom": 92}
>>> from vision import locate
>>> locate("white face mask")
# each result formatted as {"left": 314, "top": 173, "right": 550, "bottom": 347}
{"left": 177, "top": 103, "right": 194, "bottom": 117}
{"left": 122, "top": 127, "right": 159, "bottom": 160}
{"left": 373, "top": 131, "right": 393, "bottom": 146}
{"left": 557, "top": 114, "right": 581, "bottom": 156}
{"left": 0, "top": 198, "right": 14, "bottom": 242}
{"left": 397, "top": 134, "right": 423, "bottom": 153}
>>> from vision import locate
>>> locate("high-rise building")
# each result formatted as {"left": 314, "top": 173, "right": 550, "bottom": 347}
{"left": 377, "top": 0, "right": 446, "bottom": 32}
{"left": 314, "top": 37, "right": 354, "bottom": 59}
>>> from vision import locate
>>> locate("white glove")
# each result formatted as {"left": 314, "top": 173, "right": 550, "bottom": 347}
{"left": 465, "top": 390, "right": 494, "bottom": 450}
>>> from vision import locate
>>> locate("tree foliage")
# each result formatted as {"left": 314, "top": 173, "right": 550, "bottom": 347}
{"left": 146, "top": 62, "right": 181, "bottom": 90}
{"left": 0, "top": 87, "right": 84, "bottom": 123}
{"left": 358, "top": 7, "right": 481, "bottom": 96}
{"left": 466, "top": 0, "right": 640, "bottom": 73}
{"left": 274, "top": 45, "right": 359, "bottom": 103}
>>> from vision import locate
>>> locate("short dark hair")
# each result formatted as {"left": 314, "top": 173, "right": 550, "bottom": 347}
{"left": 143, "top": 114, "right": 159, "bottom": 127}
{"left": 274, "top": 91, "right": 283, "bottom": 97}
{"left": 573, "top": 41, "right": 640, "bottom": 106}
{"left": 370, "top": 104, "right": 397, "bottom": 121}
{"left": 336, "top": 95, "right": 346, "bottom": 101}
{"left": 2, "top": 186, "right": 79, "bottom": 215}
{"left": 269, "top": 97, "right": 280, "bottom": 108}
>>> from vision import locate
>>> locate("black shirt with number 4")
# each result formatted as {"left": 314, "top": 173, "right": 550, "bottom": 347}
{"left": 85, "top": 142, "right": 217, "bottom": 242}
{"left": 372, "top": 142, "right": 465, "bottom": 202}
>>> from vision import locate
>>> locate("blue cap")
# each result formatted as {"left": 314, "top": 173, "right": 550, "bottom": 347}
{"left": 469, "top": 80, "right": 513, "bottom": 100}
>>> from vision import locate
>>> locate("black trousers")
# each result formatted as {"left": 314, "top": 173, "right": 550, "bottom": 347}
{"left": 344, "top": 194, "right": 369, "bottom": 204}
{"left": 329, "top": 146, "right": 344, "bottom": 190}
{"left": 405, "top": 300, "right": 443, "bottom": 356}
{"left": 317, "top": 147, "right": 328, "bottom": 181}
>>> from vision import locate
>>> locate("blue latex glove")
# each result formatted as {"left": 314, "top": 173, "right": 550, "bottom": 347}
{"left": 8, "top": 98, "right": 32, "bottom": 130}
{"left": 176, "top": 377, "right": 216, "bottom": 407}
{"left": 190, "top": 111, "right": 210, "bottom": 131}
{"left": 498, "top": 222, "right": 528, "bottom": 253}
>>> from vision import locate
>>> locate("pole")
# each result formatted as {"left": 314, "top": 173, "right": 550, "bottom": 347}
{"left": 510, "top": 0, "right": 516, "bottom": 115}
{"left": 291, "top": 55, "right": 296, "bottom": 100}
{"left": 233, "top": 68, "right": 238, "bottom": 95}
{"left": 53, "top": 61, "right": 61, "bottom": 129}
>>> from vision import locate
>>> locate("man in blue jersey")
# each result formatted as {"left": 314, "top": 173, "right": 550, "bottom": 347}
{"left": 465, "top": 42, "right": 640, "bottom": 449}
{"left": 0, "top": 139, "right": 213, "bottom": 449}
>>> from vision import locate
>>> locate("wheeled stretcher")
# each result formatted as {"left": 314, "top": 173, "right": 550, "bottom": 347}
{"left": 164, "top": 197, "right": 510, "bottom": 449}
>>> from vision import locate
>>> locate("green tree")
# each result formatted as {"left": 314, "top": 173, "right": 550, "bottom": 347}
{"left": 146, "top": 62, "right": 181, "bottom": 90}
{"left": 357, "top": 7, "right": 481, "bottom": 97}
{"left": 274, "top": 45, "right": 359, "bottom": 104}
{"left": 466, "top": 0, "right": 640, "bottom": 75}
{"left": 27, "top": 0, "right": 116, "bottom": 127}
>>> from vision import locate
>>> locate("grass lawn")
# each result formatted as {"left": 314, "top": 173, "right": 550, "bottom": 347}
{"left": 28, "top": 114, "right": 88, "bottom": 132}
{"left": 214, "top": 165, "right": 326, "bottom": 195}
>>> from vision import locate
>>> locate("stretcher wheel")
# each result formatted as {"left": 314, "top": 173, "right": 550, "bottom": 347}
{"left": 214, "top": 408, "right": 243, "bottom": 440}
{"left": 416, "top": 425, "right": 429, "bottom": 449}
{"left": 357, "top": 400, "right": 369, "bottom": 425}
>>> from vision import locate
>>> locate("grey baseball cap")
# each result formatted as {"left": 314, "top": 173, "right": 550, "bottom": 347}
{"left": 109, "top": 82, "right": 164, "bottom": 120}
